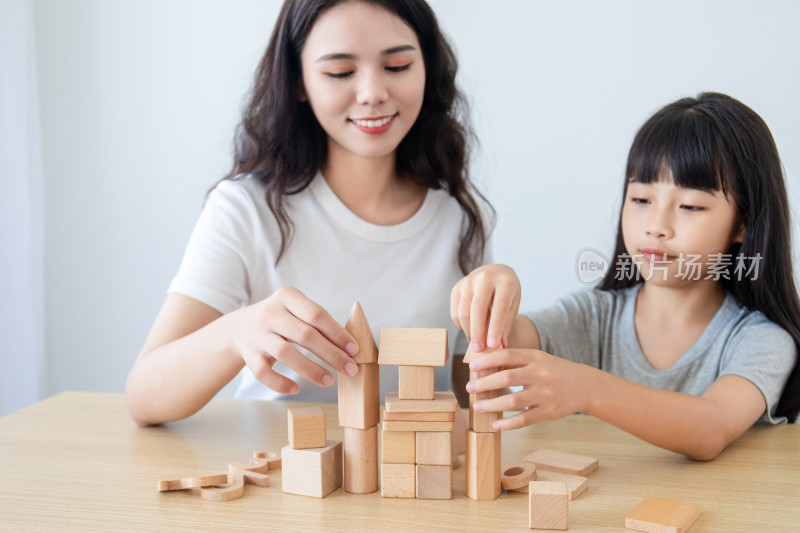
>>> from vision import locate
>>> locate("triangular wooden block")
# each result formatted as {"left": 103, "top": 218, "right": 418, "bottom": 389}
{"left": 463, "top": 342, "right": 501, "bottom": 364}
{"left": 346, "top": 302, "right": 378, "bottom": 364}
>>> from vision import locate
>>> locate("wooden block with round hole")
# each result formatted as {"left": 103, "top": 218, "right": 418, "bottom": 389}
{"left": 287, "top": 406, "right": 326, "bottom": 449}
{"left": 465, "top": 429, "right": 501, "bottom": 501}
{"left": 378, "top": 328, "right": 448, "bottom": 366}
{"left": 416, "top": 431, "right": 452, "bottom": 466}
{"left": 625, "top": 497, "right": 701, "bottom": 533}
{"left": 416, "top": 464, "right": 452, "bottom": 500}
{"left": 529, "top": 481, "right": 569, "bottom": 530}
{"left": 501, "top": 462, "right": 537, "bottom": 490}
{"left": 398, "top": 365, "right": 435, "bottom": 400}
{"left": 343, "top": 426, "right": 378, "bottom": 494}
{"left": 380, "top": 463, "right": 415, "bottom": 498}
{"left": 381, "top": 429, "right": 415, "bottom": 464}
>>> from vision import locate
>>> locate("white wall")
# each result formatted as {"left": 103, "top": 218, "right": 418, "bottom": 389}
{"left": 3, "top": 0, "right": 797, "bottom": 413}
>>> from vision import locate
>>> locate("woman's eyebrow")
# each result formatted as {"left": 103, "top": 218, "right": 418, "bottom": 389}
{"left": 315, "top": 44, "right": 417, "bottom": 63}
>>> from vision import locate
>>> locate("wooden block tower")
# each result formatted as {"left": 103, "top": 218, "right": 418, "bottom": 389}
{"left": 378, "top": 328, "right": 457, "bottom": 499}
{"left": 337, "top": 302, "right": 380, "bottom": 494}
{"left": 281, "top": 406, "right": 343, "bottom": 498}
{"left": 463, "top": 344, "right": 502, "bottom": 500}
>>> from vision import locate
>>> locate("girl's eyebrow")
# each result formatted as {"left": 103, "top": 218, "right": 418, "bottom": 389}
{"left": 315, "top": 44, "right": 417, "bottom": 63}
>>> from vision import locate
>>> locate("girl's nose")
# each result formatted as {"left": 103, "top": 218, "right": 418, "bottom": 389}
{"left": 645, "top": 209, "right": 674, "bottom": 239}
{"left": 356, "top": 71, "right": 389, "bottom": 106}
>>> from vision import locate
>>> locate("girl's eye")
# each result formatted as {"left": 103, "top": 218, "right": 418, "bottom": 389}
{"left": 386, "top": 64, "right": 411, "bottom": 73}
{"left": 630, "top": 197, "right": 649, "bottom": 205}
{"left": 680, "top": 204, "right": 704, "bottom": 212}
{"left": 327, "top": 71, "right": 353, "bottom": 79}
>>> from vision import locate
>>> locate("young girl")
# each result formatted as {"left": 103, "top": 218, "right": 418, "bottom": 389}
{"left": 452, "top": 92, "right": 799, "bottom": 460}
{"left": 126, "top": 0, "right": 491, "bottom": 426}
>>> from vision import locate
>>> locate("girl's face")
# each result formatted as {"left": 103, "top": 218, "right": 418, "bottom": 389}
{"left": 621, "top": 174, "right": 745, "bottom": 286}
{"left": 300, "top": 1, "right": 425, "bottom": 162}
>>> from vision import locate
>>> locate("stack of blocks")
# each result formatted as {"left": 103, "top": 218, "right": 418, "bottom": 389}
{"left": 378, "top": 327, "right": 457, "bottom": 499}
{"left": 337, "top": 302, "right": 380, "bottom": 494}
{"left": 281, "top": 406, "right": 343, "bottom": 498}
{"left": 463, "top": 344, "right": 502, "bottom": 500}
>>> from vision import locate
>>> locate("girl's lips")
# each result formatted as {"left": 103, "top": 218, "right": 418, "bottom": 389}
{"left": 641, "top": 249, "right": 676, "bottom": 261}
{"left": 349, "top": 114, "right": 396, "bottom": 135}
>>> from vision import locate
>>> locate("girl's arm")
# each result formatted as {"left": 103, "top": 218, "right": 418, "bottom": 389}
{"left": 470, "top": 316, "right": 767, "bottom": 461}
{"left": 126, "top": 289, "right": 359, "bottom": 426}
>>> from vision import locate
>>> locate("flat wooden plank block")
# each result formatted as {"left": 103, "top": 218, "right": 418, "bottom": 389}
{"left": 384, "top": 392, "right": 458, "bottom": 413}
{"left": 383, "top": 420, "right": 454, "bottom": 432}
{"left": 381, "top": 429, "right": 415, "bottom": 464}
{"left": 501, "top": 462, "right": 537, "bottom": 491}
{"left": 380, "top": 463, "right": 415, "bottom": 498}
{"left": 378, "top": 328, "right": 448, "bottom": 366}
{"left": 416, "top": 431, "right": 452, "bottom": 466}
{"left": 523, "top": 448, "right": 599, "bottom": 476}
{"left": 514, "top": 470, "right": 588, "bottom": 500}
{"left": 416, "top": 465, "right": 452, "bottom": 500}
{"left": 625, "top": 497, "right": 701, "bottom": 533}
{"left": 338, "top": 362, "right": 380, "bottom": 429}
{"left": 469, "top": 369, "right": 500, "bottom": 433}
{"left": 345, "top": 302, "right": 378, "bottom": 364}
{"left": 288, "top": 406, "right": 326, "bottom": 449}
{"left": 529, "top": 481, "right": 569, "bottom": 530}
{"left": 383, "top": 411, "right": 455, "bottom": 422}
{"left": 281, "top": 440, "right": 343, "bottom": 498}
{"left": 343, "top": 426, "right": 378, "bottom": 494}
{"left": 398, "top": 365, "right": 435, "bottom": 400}
{"left": 465, "top": 429, "right": 501, "bottom": 501}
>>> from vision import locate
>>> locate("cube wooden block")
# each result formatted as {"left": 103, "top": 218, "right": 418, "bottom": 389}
{"left": 469, "top": 369, "right": 500, "bottom": 433}
{"left": 523, "top": 448, "right": 599, "bottom": 476}
{"left": 465, "top": 429, "right": 501, "bottom": 501}
{"left": 345, "top": 302, "right": 378, "bottom": 364}
{"left": 288, "top": 406, "right": 326, "bottom": 449}
{"left": 515, "top": 470, "right": 588, "bottom": 500}
{"left": 416, "top": 431, "right": 452, "bottom": 466}
{"left": 384, "top": 392, "right": 459, "bottom": 413}
{"left": 378, "top": 328, "right": 448, "bottom": 366}
{"left": 398, "top": 365, "right": 435, "bottom": 400}
{"left": 625, "top": 497, "right": 701, "bottom": 533}
{"left": 281, "top": 440, "right": 342, "bottom": 498}
{"left": 529, "top": 481, "right": 569, "bottom": 530}
{"left": 381, "top": 429, "right": 415, "bottom": 464}
{"left": 382, "top": 420, "right": 454, "bottom": 432}
{"left": 343, "top": 426, "right": 378, "bottom": 494}
{"left": 383, "top": 411, "right": 455, "bottom": 422}
{"left": 380, "top": 463, "right": 415, "bottom": 498}
{"left": 338, "top": 362, "right": 379, "bottom": 429}
{"left": 416, "top": 465, "right": 452, "bottom": 500}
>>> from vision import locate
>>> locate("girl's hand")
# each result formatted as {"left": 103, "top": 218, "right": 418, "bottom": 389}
{"left": 466, "top": 348, "right": 593, "bottom": 430}
{"left": 450, "top": 264, "right": 521, "bottom": 351}
{"left": 229, "top": 287, "right": 359, "bottom": 395}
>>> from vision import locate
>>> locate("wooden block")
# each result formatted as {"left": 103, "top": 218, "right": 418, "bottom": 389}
{"left": 382, "top": 420, "right": 454, "bottom": 432}
{"left": 416, "top": 431, "right": 452, "bottom": 465}
{"left": 338, "top": 362, "right": 380, "bottom": 429}
{"left": 469, "top": 369, "right": 500, "bottom": 433}
{"left": 378, "top": 328, "right": 448, "bottom": 366}
{"left": 453, "top": 409, "right": 468, "bottom": 455}
{"left": 625, "top": 497, "right": 701, "bottom": 533}
{"left": 383, "top": 411, "right": 455, "bottom": 422}
{"left": 529, "top": 481, "right": 569, "bottom": 530}
{"left": 514, "top": 470, "right": 588, "bottom": 500}
{"left": 158, "top": 474, "right": 229, "bottom": 491}
{"left": 380, "top": 463, "right": 415, "bottom": 498}
{"left": 523, "top": 448, "right": 599, "bottom": 476}
{"left": 229, "top": 461, "right": 270, "bottom": 488}
{"left": 501, "top": 462, "right": 537, "bottom": 491}
{"left": 398, "top": 365, "right": 435, "bottom": 400}
{"left": 281, "top": 440, "right": 342, "bottom": 498}
{"left": 452, "top": 454, "right": 460, "bottom": 469}
{"left": 465, "top": 429, "right": 501, "bottom": 501}
{"left": 384, "top": 392, "right": 458, "bottom": 413}
{"left": 416, "top": 464, "right": 452, "bottom": 500}
{"left": 288, "top": 406, "right": 326, "bottom": 449}
{"left": 343, "top": 426, "right": 378, "bottom": 494}
{"left": 463, "top": 342, "right": 501, "bottom": 364}
{"left": 200, "top": 470, "right": 245, "bottom": 502}
{"left": 381, "top": 429, "right": 415, "bottom": 464}
{"left": 345, "top": 302, "right": 378, "bottom": 364}
{"left": 253, "top": 450, "right": 282, "bottom": 470}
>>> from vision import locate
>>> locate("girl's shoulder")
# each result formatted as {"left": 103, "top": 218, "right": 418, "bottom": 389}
{"left": 722, "top": 294, "right": 795, "bottom": 348}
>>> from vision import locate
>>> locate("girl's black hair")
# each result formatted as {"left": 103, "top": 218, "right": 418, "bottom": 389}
{"left": 598, "top": 92, "right": 800, "bottom": 422}
{"left": 218, "top": 0, "right": 490, "bottom": 274}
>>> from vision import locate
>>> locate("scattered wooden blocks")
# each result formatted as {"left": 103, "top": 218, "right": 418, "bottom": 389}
{"left": 281, "top": 440, "right": 343, "bottom": 498}
{"left": 625, "top": 497, "right": 701, "bottom": 533}
{"left": 501, "top": 462, "right": 537, "bottom": 491}
{"left": 416, "top": 431, "right": 452, "bottom": 466}
{"left": 338, "top": 361, "right": 380, "bottom": 429}
{"left": 158, "top": 474, "right": 229, "bottom": 492}
{"left": 288, "top": 406, "right": 326, "bottom": 450}
{"left": 378, "top": 328, "right": 448, "bottom": 366}
{"left": 343, "top": 426, "right": 378, "bottom": 494}
{"left": 380, "top": 463, "right": 415, "bottom": 498}
{"left": 465, "top": 429, "right": 501, "bottom": 501}
{"left": 514, "top": 470, "right": 588, "bottom": 500}
{"left": 398, "top": 365, "right": 435, "bottom": 400}
{"left": 529, "top": 481, "right": 569, "bottom": 530}
{"left": 416, "top": 464, "right": 452, "bottom": 500}
{"left": 381, "top": 429, "right": 416, "bottom": 464}
{"left": 200, "top": 470, "right": 245, "bottom": 502}
{"left": 523, "top": 448, "right": 599, "bottom": 476}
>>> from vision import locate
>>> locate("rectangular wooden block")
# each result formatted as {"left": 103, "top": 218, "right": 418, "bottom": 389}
{"left": 625, "top": 497, "right": 701, "bottom": 533}
{"left": 515, "top": 470, "right": 588, "bottom": 500}
{"left": 523, "top": 448, "right": 599, "bottom": 476}
{"left": 383, "top": 411, "right": 455, "bottom": 422}
{"left": 398, "top": 365, "right": 435, "bottom": 400}
{"left": 281, "top": 440, "right": 342, "bottom": 498}
{"left": 378, "top": 328, "right": 448, "bottom": 366}
{"left": 380, "top": 463, "right": 415, "bottom": 498}
{"left": 343, "top": 426, "right": 378, "bottom": 494}
{"left": 529, "top": 481, "right": 569, "bottom": 530}
{"left": 382, "top": 420, "right": 454, "bottom": 432}
{"left": 288, "top": 406, "right": 326, "bottom": 449}
{"left": 469, "top": 369, "right": 500, "bottom": 433}
{"left": 416, "top": 464, "right": 452, "bottom": 500}
{"left": 381, "top": 429, "right": 415, "bottom": 464}
{"left": 384, "top": 392, "right": 458, "bottom": 413}
{"left": 453, "top": 408, "right": 468, "bottom": 455}
{"left": 465, "top": 429, "right": 501, "bottom": 501}
{"left": 337, "top": 362, "right": 380, "bottom": 429}
{"left": 416, "top": 431, "right": 452, "bottom": 466}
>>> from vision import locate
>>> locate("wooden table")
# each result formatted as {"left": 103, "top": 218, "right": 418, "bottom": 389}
{"left": 0, "top": 392, "right": 797, "bottom": 531}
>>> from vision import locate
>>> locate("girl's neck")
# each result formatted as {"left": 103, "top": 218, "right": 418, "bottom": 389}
{"left": 637, "top": 280, "right": 727, "bottom": 325}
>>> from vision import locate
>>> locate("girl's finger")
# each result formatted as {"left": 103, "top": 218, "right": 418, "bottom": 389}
{"left": 245, "top": 353, "right": 300, "bottom": 395}
{"left": 486, "top": 283, "right": 519, "bottom": 349}
{"left": 282, "top": 288, "right": 358, "bottom": 356}
{"left": 457, "top": 286, "right": 474, "bottom": 343}
{"left": 467, "top": 366, "right": 525, "bottom": 395}
{"left": 450, "top": 284, "right": 463, "bottom": 330}
{"left": 492, "top": 407, "right": 543, "bottom": 430}
{"left": 469, "top": 285, "right": 494, "bottom": 352}
{"left": 260, "top": 331, "right": 338, "bottom": 387}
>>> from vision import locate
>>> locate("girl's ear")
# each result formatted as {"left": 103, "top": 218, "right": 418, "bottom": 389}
{"left": 734, "top": 223, "right": 746, "bottom": 244}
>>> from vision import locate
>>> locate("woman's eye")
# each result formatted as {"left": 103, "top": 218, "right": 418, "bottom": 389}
{"left": 386, "top": 64, "right": 411, "bottom": 73}
{"left": 680, "top": 204, "right": 704, "bottom": 212}
{"left": 327, "top": 71, "right": 353, "bottom": 79}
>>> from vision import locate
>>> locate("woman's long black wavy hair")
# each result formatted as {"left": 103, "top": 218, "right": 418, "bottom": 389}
{"left": 218, "top": 0, "right": 490, "bottom": 274}
{"left": 598, "top": 92, "right": 800, "bottom": 422}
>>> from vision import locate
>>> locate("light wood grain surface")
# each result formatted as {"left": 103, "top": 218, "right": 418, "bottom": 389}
{"left": 0, "top": 392, "right": 797, "bottom": 532}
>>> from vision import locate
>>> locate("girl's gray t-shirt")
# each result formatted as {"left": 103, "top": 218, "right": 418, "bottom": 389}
{"left": 525, "top": 285, "right": 795, "bottom": 423}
